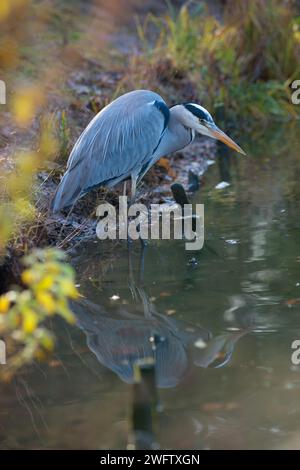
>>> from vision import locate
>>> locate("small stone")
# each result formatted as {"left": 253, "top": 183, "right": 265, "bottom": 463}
{"left": 194, "top": 338, "right": 207, "bottom": 349}
{"left": 215, "top": 181, "right": 230, "bottom": 190}
{"left": 110, "top": 294, "right": 120, "bottom": 301}
{"left": 225, "top": 239, "right": 239, "bottom": 245}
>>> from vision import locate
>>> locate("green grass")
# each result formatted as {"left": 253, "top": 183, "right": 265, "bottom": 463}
{"left": 134, "top": 0, "right": 300, "bottom": 124}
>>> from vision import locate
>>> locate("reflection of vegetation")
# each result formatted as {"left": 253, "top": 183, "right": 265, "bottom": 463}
{"left": 134, "top": 1, "right": 300, "bottom": 122}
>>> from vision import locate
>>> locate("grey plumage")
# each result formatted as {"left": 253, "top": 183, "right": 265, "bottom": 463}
{"left": 51, "top": 89, "right": 245, "bottom": 212}
{"left": 51, "top": 90, "right": 192, "bottom": 212}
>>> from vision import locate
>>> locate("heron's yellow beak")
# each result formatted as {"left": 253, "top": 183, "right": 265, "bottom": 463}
{"left": 208, "top": 125, "right": 246, "bottom": 155}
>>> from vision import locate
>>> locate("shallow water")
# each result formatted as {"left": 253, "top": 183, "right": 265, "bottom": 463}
{"left": 1, "top": 124, "right": 300, "bottom": 450}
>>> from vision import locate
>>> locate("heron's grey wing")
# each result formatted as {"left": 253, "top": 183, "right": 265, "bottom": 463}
{"left": 82, "top": 93, "right": 169, "bottom": 190}
{"left": 52, "top": 90, "right": 169, "bottom": 211}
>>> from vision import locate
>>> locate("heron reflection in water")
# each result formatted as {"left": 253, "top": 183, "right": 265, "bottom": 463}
{"left": 72, "top": 287, "right": 211, "bottom": 388}
{"left": 71, "top": 285, "right": 253, "bottom": 387}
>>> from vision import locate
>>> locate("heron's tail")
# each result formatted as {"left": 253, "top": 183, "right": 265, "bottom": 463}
{"left": 51, "top": 169, "right": 82, "bottom": 213}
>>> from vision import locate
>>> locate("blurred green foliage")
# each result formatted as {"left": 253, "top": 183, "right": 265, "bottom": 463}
{"left": 0, "top": 249, "right": 78, "bottom": 381}
{"left": 137, "top": 0, "right": 300, "bottom": 123}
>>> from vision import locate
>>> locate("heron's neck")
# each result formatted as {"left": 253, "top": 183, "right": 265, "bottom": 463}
{"left": 169, "top": 105, "right": 195, "bottom": 142}
{"left": 153, "top": 106, "right": 194, "bottom": 158}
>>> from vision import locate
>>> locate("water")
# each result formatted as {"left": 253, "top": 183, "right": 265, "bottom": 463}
{"left": 1, "top": 124, "right": 300, "bottom": 450}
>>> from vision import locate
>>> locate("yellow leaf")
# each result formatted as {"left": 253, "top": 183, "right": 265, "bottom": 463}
{"left": 36, "top": 292, "right": 56, "bottom": 314}
{"left": 14, "top": 198, "right": 36, "bottom": 221}
{"left": 0, "top": 0, "right": 10, "bottom": 21}
{"left": 60, "top": 279, "right": 79, "bottom": 299}
{"left": 12, "top": 86, "right": 44, "bottom": 127}
{"left": 0, "top": 295, "right": 10, "bottom": 314}
{"left": 21, "top": 270, "right": 35, "bottom": 285}
{"left": 57, "top": 299, "right": 75, "bottom": 323}
{"left": 45, "top": 262, "right": 60, "bottom": 275}
{"left": 40, "top": 335, "right": 54, "bottom": 351}
{"left": 23, "top": 309, "right": 38, "bottom": 333}
{"left": 37, "top": 275, "right": 54, "bottom": 291}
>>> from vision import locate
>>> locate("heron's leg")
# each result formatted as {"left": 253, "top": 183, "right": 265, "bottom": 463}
{"left": 136, "top": 285, "right": 153, "bottom": 319}
{"left": 130, "top": 173, "right": 137, "bottom": 205}
{"left": 126, "top": 175, "right": 137, "bottom": 299}
{"left": 126, "top": 177, "right": 134, "bottom": 251}
{"left": 127, "top": 234, "right": 139, "bottom": 301}
{"left": 127, "top": 173, "right": 137, "bottom": 263}
{"left": 138, "top": 237, "right": 148, "bottom": 286}
{"left": 127, "top": 172, "right": 148, "bottom": 294}
{"left": 57, "top": 199, "right": 78, "bottom": 247}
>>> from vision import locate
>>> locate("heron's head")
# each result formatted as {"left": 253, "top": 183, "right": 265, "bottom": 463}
{"left": 173, "top": 103, "right": 246, "bottom": 155}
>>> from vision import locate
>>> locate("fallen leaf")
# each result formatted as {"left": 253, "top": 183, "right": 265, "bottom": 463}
{"left": 166, "top": 309, "right": 176, "bottom": 315}
{"left": 285, "top": 298, "right": 300, "bottom": 307}
{"left": 157, "top": 158, "right": 176, "bottom": 178}
{"left": 49, "top": 360, "right": 62, "bottom": 368}
{"left": 202, "top": 402, "right": 240, "bottom": 412}
{"left": 201, "top": 403, "right": 224, "bottom": 412}
{"left": 159, "top": 291, "right": 172, "bottom": 297}
{"left": 225, "top": 402, "right": 240, "bottom": 411}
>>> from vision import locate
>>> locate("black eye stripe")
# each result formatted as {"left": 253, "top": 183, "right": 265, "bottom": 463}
{"left": 184, "top": 103, "right": 211, "bottom": 122}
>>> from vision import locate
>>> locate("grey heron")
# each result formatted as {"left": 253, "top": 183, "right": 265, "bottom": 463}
{"left": 51, "top": 89, "right": 245, "bottom": 212}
